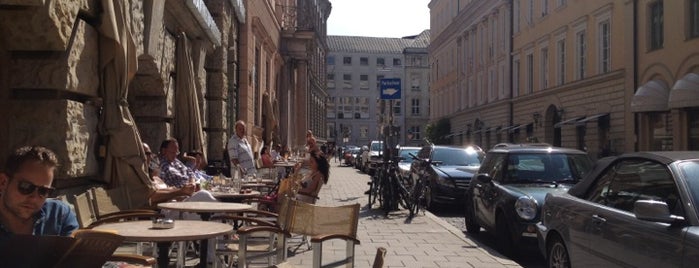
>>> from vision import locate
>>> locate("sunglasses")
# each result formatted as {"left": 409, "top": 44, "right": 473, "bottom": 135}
{"left": 16, "top": 180, "right": 55, "bottom": 197}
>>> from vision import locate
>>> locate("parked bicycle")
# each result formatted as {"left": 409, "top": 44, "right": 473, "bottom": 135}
{"left": 407, "top": 153, "right": 427, "bottom": 217}
{"left": 378, "top": 157, "right": 415, "bottom": 217}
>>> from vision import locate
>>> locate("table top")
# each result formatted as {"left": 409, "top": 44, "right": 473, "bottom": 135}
{"left": 273, "top": 161, "right": 298, "bottom": 168}
{"left": 210, "top": 190, "right": 261, "bottom": 199}
{"left": 93, "top": 220, "right": 233, "bottom": 242}
{"left": 157, "top": 201, "right": 252, "bottom": 213}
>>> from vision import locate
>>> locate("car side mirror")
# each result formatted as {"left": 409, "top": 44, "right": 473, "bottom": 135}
{"left": 476, "top": 174, "right": 492, "bottom": 184}
{"left": 633, "top": 200, "right": 684, "bottom": 224}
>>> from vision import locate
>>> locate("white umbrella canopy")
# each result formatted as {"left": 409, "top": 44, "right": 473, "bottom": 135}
{"left": 174, "top": 32, "right": 207, "bottom": 162}
{"left": 98, "top": 0, "right": 153, "bottom": 209}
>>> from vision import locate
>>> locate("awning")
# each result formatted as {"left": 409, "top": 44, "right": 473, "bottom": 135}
{"left": 669, "top": 73, "right": 699, "bottom": 109}
{"left": 631, "top": 80, "right": 669, "bottom": 112}
{"left": 498, "top": 125, "right": 518, "bottom": 133}
{"left": 576, "top": 113, "right": 609, "bottom": 125}
{"left": 554, "top": 116, "right": 584, "bottom": 128}
{"left": 509, "top": 123, "right": 532, "bottom": 133}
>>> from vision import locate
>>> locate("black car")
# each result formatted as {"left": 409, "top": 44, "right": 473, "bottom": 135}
{"left": 537, "top": 151, "right": 699, "bottom": 268}
{"left": 464, "top": 143, "right": 593, "bottom": 257}
{"left": 410, "top": 144, "right": 484, "bottom": 209}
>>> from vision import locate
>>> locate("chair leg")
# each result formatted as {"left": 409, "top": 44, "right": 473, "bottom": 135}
{"left": 312, "top": 241, "right": 322, "bottom": 268}
{"left": 239, "top": 235, "right": 248, "bottom": 268}
{"left": 345, "top": 241, "right": 356, "bottom": 268}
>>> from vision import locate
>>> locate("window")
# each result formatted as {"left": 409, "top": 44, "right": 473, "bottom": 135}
{"left": 376, "top": 57, "right": 385, "bottom": 66}
{"left": 359, "top": 75, "right": 369, "bottom": 90}
{"left": 360, "top": 126, "right": 368, "bottom": 138}
{"left": 376, "top": 75, "right": 384, "bottom": 89}
{"left": 411, "top": 73, "right": 421, "bottom": 91}
{"left": 558, "top": 0, "right": 567, "bottom": 7}
{"left": 587, "top": 159, "right": 681, "bottom": 214}
{"left": 342, "top": 74, "right": 352, "bottom": 89}
{"left": 393, "top": 100, "right": 401, "bottom": 115}
{"left": 514, "top": 0, "right": 520, "bottom": 32}
{"left": 576, "top": 30, "right": 586, "bottom": 80}
{"left": 691, "top": 0, "right": 699, "bottom": 38}
{"left": 393, "top": 58, "right": 402, "bottom": 66}
{"left": 343, "top": 56, "right": 352, "bottom": 65}
{"left": 542, "top": 0, "right": 549, "bottom": 16}
{"left": 327, "top": 73, "right": 335, "bottom": 89}
{"left": 526, "top": 53, "right": 534, "bottom": 93}
{"left": 360, "top": 57, "right": 368, "bottom": 66}
{"left": 409, "top": 126, "right": 421, "bottom": 140}
{"left": 411, "top": 98, "right": 420, "bottom": 116}
{"left": 557, "top": 39, "right": 566, "bottom": 85}
{"left": 541, "top": 47, "right": 549, "bottom": 89}
{"left": 513, "top": 58, "right": 520, "bottom": 97}
{"left": 528, "top": 0, "right": 534, "bottom": 24}
{"left": 326, "top": 97, "right": 336, "bottom": 118}
{"left": 327, "top": 56, "right": 335, "bottom": 65}
{"left": 650, "top": 1, "right": 664, "bottom": 50}
{"left": 599, "top": 20, "right": 611, "bottom": 74}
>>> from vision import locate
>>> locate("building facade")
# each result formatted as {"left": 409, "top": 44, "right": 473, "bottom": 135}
{"left": 403, "top": 31, "right": 432, "bottom": 146}
{"left": 429, "top": 0, "right": 512, "bottom": 149}
{"left": 326, "top": 35, "right": 429, "bottom": 148}
{"left": 631, "top": 0, "right": 699, "bottom": 151}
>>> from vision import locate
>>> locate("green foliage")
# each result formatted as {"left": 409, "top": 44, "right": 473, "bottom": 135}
{"left": 425, "top": 118, "right": 451, "bottom": 145}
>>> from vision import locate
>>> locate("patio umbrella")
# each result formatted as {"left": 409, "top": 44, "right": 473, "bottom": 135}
{"left": 174, "top": 33, "right": 206, "bottom": 161}
{"left": 98, "top": 0, "right": 152, "bottom": 209}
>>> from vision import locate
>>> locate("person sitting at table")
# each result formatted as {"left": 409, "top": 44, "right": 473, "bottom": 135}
{"left": 184, "top": 150, "right": 213, "bottom": 182}
{"left": 158, "top": 138, "right": 196, "bottom": 188}
{"left": 270, "top": 144, "right": 282, "bottom": 161}
{"left": 293, "top": 149, "right": 330, "bottom": 203}
{"left": 0, "top": 146, "right": 79, "bottom": 239}
{"left": 260, "top": 147, "right": 274, "bottom": 168}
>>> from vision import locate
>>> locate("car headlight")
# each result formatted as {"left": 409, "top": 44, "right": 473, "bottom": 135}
{"left": 515, "top": 196, "right": 538, "bottom": 221}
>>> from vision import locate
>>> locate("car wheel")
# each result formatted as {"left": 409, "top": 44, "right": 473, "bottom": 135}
{"left": 464, "top": 194, "right": 480, "bottom": 234}
{"left": 547, "top": 235, "right": 570, "bottom": 268}
{"left": 495, "top": 213, "right": 515, "bottom": 258}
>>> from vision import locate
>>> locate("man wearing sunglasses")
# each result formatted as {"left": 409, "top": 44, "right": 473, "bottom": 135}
{"left": 0, "top": 146, "right": 78, "bottom": 239}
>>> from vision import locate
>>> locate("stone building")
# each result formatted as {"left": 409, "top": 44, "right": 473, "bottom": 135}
{"left": 429, "top": 0, "right": 511, "bottom": 149}
{"left": 631, "top": 0, "right": 699, "bottom": 151}
{"left": 278, "top": 0, "right": 332, "bottom": 150}
{"left": 0, "top": 0, "right": 242, "bottom": 202}
{"left": 402, "top": 31, "right": 432, "bottom": 147}
{"left": 430, "top": 0, "right": 699, "bottom": 157}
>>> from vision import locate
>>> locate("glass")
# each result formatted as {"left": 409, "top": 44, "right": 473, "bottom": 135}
{"left": 16, "top": 180, "right": 55, "bottom": 197}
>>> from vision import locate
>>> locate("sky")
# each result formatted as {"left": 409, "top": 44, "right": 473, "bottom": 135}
{"left": 327, "top": 0, "right": 430, "bottom": 38}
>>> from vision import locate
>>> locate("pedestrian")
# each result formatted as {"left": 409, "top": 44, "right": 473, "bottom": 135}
{"left": 0, "top": 146, "right": 79, "bottom": 239}
{"left": 227, "top": 120, "right": 257, "bottom": 176}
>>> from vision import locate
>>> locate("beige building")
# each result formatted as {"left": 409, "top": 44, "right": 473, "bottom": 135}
{"left": 429, "top": 0, "right": 512, "bottom": 149}
{"left": 631, "top": 0, "right": 699, "bottom": 151}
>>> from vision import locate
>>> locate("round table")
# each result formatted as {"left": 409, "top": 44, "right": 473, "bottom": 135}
{"left": 94, "top": 220, "right": 233, "bottom": 268}
{"left": 210, "top": 190, "right": 261, "bottom": 202}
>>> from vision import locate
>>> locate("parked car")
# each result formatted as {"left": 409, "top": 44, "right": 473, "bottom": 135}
{"left": 410, "top": 144, "right": 484, "bottom": 209}
{"left": 465, "top": 143, "right": 593, "bottom": 257}
{"left": 397, "top": 146, "right": 420, "bottom": 181}
{"left": 536, "top": 151, "right": 699, "bottom": 268}
{"left": 362, "top": 141, "right": 384, "bottom": 175}
{"left": 343, "top": 147, "right": 361, "bottom": 167}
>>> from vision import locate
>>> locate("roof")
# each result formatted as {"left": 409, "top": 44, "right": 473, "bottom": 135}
{"left": 327, "top": 30, "right": 430, "bottom": 54}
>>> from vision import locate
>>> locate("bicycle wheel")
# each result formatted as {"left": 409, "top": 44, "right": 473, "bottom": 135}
{"left": 381, "top": 173, "right": 396, "bottom": 215}
{"left": 409, "top": 179, "right": 425, "bottom": 216}
{"left": 368, "top": 173, "right": 378, "bottom": 207}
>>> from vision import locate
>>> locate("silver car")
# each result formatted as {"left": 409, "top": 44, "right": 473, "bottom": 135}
{"left": 536, "top": 151, "right": 699, "bottom": 268}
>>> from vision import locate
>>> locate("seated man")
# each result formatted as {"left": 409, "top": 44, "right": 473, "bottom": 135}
{"left": 0, "top": 146, "right": 79, "bottom": 239}
{"left": 158, "top": 138, "right": 196, "bottom": 188}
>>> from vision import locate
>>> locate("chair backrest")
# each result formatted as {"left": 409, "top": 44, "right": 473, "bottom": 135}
{"left": 55, "top": 229, "right": 125, "bottom": 268}
{"left": 72, "top": 191, "right": 97, "bottom": 228}
{"left": 90, "top": 187, "right": 127, "bottom": 217}
{"left": 284, "top": 199, "right": 360, "bottom": 238}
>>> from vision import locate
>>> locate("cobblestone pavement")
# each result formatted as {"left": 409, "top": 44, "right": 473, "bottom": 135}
{"left": 282, "top": 163, "right": 522, "bottom": 268}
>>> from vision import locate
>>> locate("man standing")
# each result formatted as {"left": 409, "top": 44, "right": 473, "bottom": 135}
{"left": 159, "top": 138, "right": 196, "bottom": 188}
{"left": 0, "top": 146, "right": 78, "bottom": 238}
{"left": 227, "top": 120, "right": 257, "bottom": 176}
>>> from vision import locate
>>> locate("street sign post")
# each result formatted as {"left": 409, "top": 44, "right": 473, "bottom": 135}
{"left": 380, "top": 78, "right": 401, "bottom": 100}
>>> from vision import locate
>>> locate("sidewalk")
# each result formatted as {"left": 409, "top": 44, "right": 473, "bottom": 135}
{"left": 282, "top": 164, "right": 521, "bottom": 268}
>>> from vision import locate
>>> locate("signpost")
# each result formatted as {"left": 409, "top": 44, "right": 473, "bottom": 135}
{"left": 380, "top": 78, "right": 401, "bottom": 100}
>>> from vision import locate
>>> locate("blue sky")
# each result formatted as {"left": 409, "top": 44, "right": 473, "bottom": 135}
{"left": 327, "top": 0, "right": 430, "bottom": 38}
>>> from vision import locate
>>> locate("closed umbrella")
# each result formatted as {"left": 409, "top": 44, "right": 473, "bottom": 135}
{"left": 174, "top": 33, "right": 207, "bottom": 161}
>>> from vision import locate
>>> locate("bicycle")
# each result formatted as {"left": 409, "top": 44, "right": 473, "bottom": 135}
{"left": 367, "top": 164, "right": 383, "bottom": 208}
{"left": 407, "top": 153, "right": 428, "bottom": 217}
{"left": 379, "top": 158, "right": 414, "bottom": 217}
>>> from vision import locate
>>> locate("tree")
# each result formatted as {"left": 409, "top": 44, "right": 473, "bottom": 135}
{"left": 425, "top": 118, "right": 451, "bottom": 145}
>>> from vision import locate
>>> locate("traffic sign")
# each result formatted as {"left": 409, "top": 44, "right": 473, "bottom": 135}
{"left": 380, "top": 78, "right": 401, "bottom": 100}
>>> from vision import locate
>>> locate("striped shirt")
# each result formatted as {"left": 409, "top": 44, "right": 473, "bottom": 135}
{"left": 227, "top": 134, "right": 257, "bottom": 175}
{"left": 159, "top": 155, "right": 195, "bottom": 188}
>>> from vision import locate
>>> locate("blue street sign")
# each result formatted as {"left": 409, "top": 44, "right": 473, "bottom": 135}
{"left": 380, "top": 78, "right": 401, "bottom": 100}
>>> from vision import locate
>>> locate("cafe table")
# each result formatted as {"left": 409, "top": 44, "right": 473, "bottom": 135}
{"left": 93, "top": 220, "right": 233, "bottom": 268}
{"left": 210, "top": 190, "right": 261, "bottom": 202}
{"left": 157, "top": 202, "right": 253, "bottom": 266}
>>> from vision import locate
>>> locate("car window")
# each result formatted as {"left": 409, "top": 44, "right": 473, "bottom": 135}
{"left": 371, "top": 142, "right": 383, "bottom": 151}
{"left": 417, "top": 147, "right": 430, "bottom": 159}
{"left": 483, "top": 153, "right": 506, "bottom": 181}
{"left": 588, "top": 159, "right": 683, "bottom": 214}
{"left": 680, "top": 161, "right": 699, "bottom": 216}
{"left": 399, "top": 148, "right": 419, "bottom": 162}
{"left": 502, "top": 153, "right": 592, "bottom": 183}
{"left": 432, "top": 148, "right": 482, "bottom": 166}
